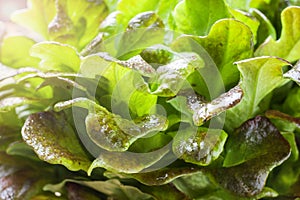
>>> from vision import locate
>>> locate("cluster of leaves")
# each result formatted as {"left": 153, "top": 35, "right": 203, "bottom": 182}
{"left": 1, "top": 0, "right": 300, "bottom": 199}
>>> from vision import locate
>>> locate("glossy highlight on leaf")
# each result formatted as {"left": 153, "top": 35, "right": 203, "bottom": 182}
{"left": 86, "top": 108, "right": 168, "bottom": 152}
{"left": 21, "top": 111, "right": 91, "bottom": 172}
{"left": 0, "top": 97, "right": 36, "bottom": 112}
{"left": 149, "top": 53, "right": 204, "bottom": 96}
{"left": 2, "top": 1, "right": 300, "bottom": 199}
{"left": 168, "top": 85, "right": 243, "bottom": 126}
{"left": 173, "top": 127, "right": 228, "bottom": 166}
{"left": 284, "top": 60, "right": 300, "bottom": 85}
{"left": 214, "top": 116, "right": 290, "bottom": 196}
{"left": 192, "top": 86, "right": 243, "bottom": 126}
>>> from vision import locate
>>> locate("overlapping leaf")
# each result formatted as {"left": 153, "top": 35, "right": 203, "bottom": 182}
{"left": 172, "top": 127, "right": 227, "bottom": 166}
{"left": 225, "top": 57, "right": 291, "bottom": 131}
{"left": 255, "top": 6, "right": 300, "bottom": 62}
{"left": 172, "top": 19, "right": 253, "bottom": 95}
{"left": 173, "top": 0, "right": 230, "bottom": 36}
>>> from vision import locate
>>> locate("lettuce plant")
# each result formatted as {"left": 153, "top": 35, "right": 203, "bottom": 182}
{"left": 1, "top": 0, "right": 300, "bottom": 199}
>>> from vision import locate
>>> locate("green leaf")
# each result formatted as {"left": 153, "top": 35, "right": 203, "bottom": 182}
{"left": 149, "top": 53, "right": 204, "bottom": 96}
{"left": 117, "top": 0, "right": 159, "bottom": 24}
{"left": 283, "top": 87, "right": 300, "bottom": 117}
{"left": 123, "top": 166, "right": 201, "bottom": 185}
{"left": 45, "top": 179, "right": 155, "bottom": 200}
{"left": 211, "top": 116, "right": 290, "bottom": 196}
{"left": 117, "top": 55, "right": 155, "bottom": 77}
{"left": 11, "top": 0, "right": 56, "bottom": 39}
{"left": 156, "top": 0, "right": 180, "bottom": 27}
{"left": 169, "top": 86, "right": 243, "bottom": 126}
{"left": 81, "top": 11, "right": 127, "bottom": 56}
{"left": 229, "top": 8, "right": 259, "bottom": 45}
{"left": 172, "top": 127, "right": 227, "bottom": 166}
{"left": 195, "top": 187, "right": 278, "bottom": 200}
{"left": 250, "top": 8, "right": 277, "bottom": 46}
{"left": 48, "top": 0, "right": 108, "bottom": 49}
{"left": 172, "top": 171, "right": 216, "bottom": 199}
{"left": 127, "top": 11, "right": 164, "bottom": 30}
{"left": 55, "top": 97, "right": 167, "bottom": 152}
{"left": 266, "top": 151, "right": 300, "bottom": 197}
{"left": 80, "top": 54, "right": 130, "bottom": 88}
{"left": 173, "top": 0, "right": 230, "bottom": 36}
{"left": 140, "top": 184, "right": 187, "bottom": 200}
{"left": 140, "top": 45, "right": 174, "bottom": 66}
{"left": 281, "top": 132, "right": 299, "bottom": 162}
{"left": 0, "top": 126, "right": 21, "bottom": 151}
{"left": 172, "top": 19, "right": 253, "bottom": 93}
{"left": 31, "top": 194, "right": 67, "bottom": 200}
{"left": 0, "top": 36, "right": 39, "bottom": 68}
{"left": 265, "top": 110, "right": 300, "bottom": 130}
{"left": 86, "top": 110, "right": 168, "bottom": 152}
{"left": 225, "top": 57, "right": 290, "bottom": 131}
{"left": 224, "top": 116, "right": 291, "bottom": 167}
{"left": 104, "top": 0, "right": 119, "bottom": 12}
{"left": 0, "top": 109, "right": 22, "bottom": 128}
{"left": 172, "top": 172, "right": 278, "bottom": 200}
{"left": 129, "top": 132, "right": 172, "bottom": 153}
{"left": 116, "top": 20, "right": 166, "bottom": 59}
{"left": 88, "top": 144, "right": 170, "bottom": 174}
{"left": 21, "top": 111, "right": 91, "bottom": 172}
{"left": 80, "top": 54, "right": 157, "bottom": 116}
{"left": 110, "top": 70, "right": 157, "bottom": 117}
{"left": 6, "top": 141, "right": 40, "bottom": 162}
{"left": 255, "top": 6, "right": 300, "bottom": 62}
{"left": 225, "top": 0, "right": 252, "bottom": 10}
{"left": 30, "top": 42, "right": 81, "bottom": 72}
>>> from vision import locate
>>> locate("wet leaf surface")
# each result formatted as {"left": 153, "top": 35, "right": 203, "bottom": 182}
{"left": 168, "top": 85, "right": 243, "bottom": 126}
{"left": 191, "top": 86, "right": 243, "bottom": 126}
{"left": 86, "top": 107, "right": 168, "bottom": 152}
{"left": 149, "top": 53, "right": 204, "bottom": 96}
{"left": 284, "top": 61, "right": 300, "bottom": 85}
{"left": 22, "top": 111, "right": 91, "bottom": 172}
{"left": 211, "top": 116, "right": 291, "bottom": 197}
{"left": 172, "top": 127, "right": 227, "bottom": 166}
